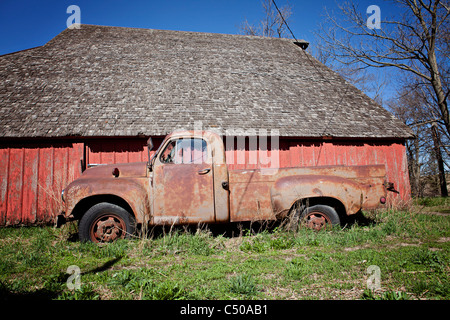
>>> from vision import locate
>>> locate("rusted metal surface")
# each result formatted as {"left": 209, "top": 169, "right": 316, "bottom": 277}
{"left": 63, "top": 162, "right": 150, "bottom": 225}
{"left": 212, "top": 163, "right": 230, "bottom": 223}
{"left": 303, "top": 211, "right": 332, "bottom": 231}
{"left": 228, "top": 170, "right": 275, "bottom": 222}
{"left": 269, "top": 168, "right": 387, "bottom": 217}
{"left": 90, "top": 214, "right": 127, "bottom": 243}
{"left": 151, "top": 131, "right": 217, "bottom": 225}
{"left": 81, "top": 161, "right": 147, "bottom": 178}
{"left": 228, "top": 164, "right": 387, "bottom": 222}
{"left": 152, "top": 163, "right": 215, "bottom": 225}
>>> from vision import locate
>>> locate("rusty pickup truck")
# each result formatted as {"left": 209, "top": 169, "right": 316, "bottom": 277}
{"left": 60, "top": 130, "right": 390, "bottom": 243}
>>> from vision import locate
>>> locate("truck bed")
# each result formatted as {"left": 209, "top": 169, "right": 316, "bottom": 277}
{"left": 227, "top": 165, "right": 386, "bottom": 222}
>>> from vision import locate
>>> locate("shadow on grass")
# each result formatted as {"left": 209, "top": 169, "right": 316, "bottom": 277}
{"left": 344, "top": 210, "right": 378, "bottom": 228}
{"left": 0, "top": 283, "right": 60, "bottom": 300}
{"left": 0, "top": 257, "right": 122, "bottom": 300}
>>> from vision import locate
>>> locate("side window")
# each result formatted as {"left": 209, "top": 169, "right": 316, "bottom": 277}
{"left": 160, "top": 138, "right": 208, "bottom": 164}
{"left": 160, "top": 140, "right": 177, "bottom": 164}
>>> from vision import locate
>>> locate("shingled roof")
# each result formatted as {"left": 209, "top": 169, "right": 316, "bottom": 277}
{"left": 0, "top": 24, "right": 413, "bottom": 139}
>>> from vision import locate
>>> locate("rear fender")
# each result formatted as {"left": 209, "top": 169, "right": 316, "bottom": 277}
{"left": 270, "top": 175, "right": 364, "bottom": 216}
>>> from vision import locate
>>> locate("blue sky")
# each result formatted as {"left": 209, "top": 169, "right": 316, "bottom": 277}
{"left": 0, "top": 0, "right": 392, "bottom": 55}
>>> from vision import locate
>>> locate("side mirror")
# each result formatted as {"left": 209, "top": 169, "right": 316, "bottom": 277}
{"left": 147, "top": 137, "right": 154, "bottom": 170}
{"left": 147, "top": 137, "right": 154, "bottom": 151}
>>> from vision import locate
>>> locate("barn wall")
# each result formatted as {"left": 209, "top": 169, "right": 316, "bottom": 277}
{"left": 86, "top": 137, "right": 163, "bottom": 166}
{"left": 0, "top": 136, "right": 410, "bottom": 226}
{"left": 0, "top": 141, "right": 84, "bottom": 226}
{"left": 0, "top": 138, "right": 160, "bottom": 226}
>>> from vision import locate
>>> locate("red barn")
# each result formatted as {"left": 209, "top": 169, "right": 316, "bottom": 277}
{"left": 0, "top": 25, "right": 413, "bottom": 226}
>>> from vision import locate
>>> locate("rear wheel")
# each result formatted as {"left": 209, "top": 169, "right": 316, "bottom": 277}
{"left": 300, "top": 205, "right": 340, "bottom": 231}
{"left": 79, "top": 202, "right": 136, "bottom": 243}
{"left": 288, "top": 204, "right": 340, "bottom": 231}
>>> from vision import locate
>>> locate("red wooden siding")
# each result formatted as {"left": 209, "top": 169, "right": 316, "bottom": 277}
{"left": 0, "top": 137, "right": 410, "bottom": 226}
{"left": 85, "top": 137, "right": 164, "bottom": 166}
{"left": 0, "top": 142, "right": 84, "bottom": 226}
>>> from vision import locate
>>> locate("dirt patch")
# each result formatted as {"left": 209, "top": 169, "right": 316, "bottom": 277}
{"left": 344, "top": 242, "right": 421, "bottom": 252}
{"left": 222, "top": 237, "right": 243, "bottom": 250}
{"left": 344, "top": 245, "right": 371, "bottom": 252}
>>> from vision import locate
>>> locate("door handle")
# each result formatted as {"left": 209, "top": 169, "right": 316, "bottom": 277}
{"left": 198, "top": 168, "right": 211, "bottom": 175}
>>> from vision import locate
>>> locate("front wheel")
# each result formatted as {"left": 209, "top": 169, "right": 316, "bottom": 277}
{"left": 79, "top": 202, "right": 136, "bottom": 243}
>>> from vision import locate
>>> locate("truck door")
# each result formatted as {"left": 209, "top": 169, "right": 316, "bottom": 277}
{"left": 152, "top": 137, "right": 215, "bottom": 224}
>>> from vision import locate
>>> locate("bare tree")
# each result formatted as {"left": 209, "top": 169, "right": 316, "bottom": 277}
{"left": 239, "top": 0, "right": 293, "bottom": 38}
{"left": 314, "top": 0, "right": 449, "bottom": 197}
{"left": 316, "top": 0, "right": 450, "bottom": 137}
{"left": 388, "top": 71, "right": 449, "bottom": 196}
{"left": 388, "top": 87, "right": 422, "bottom": 196}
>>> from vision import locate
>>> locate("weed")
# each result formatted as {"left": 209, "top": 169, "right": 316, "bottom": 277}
{"left": 239, "top": 233, "right": 268, "bottom": 253}
{"left": 228, "top": 274, "right": 258, "bottom": 296}
{"left": 155, "top": 229, "right": 215, "bottom": 256}
{"left": 415, "top": 197, "right": 449, "bottom": 208}
{"left": 145, "top": 281, "right": 187, "bottom": 300}
{"left": 410, "top": 279, "right": 429, "bottom": 297}
{"left": 409, "top": 276, "right": 450, "bottom": 298}
{"left": 57, "top": 284, "right": 99, "bottom": 300}
{"left": 362, "top": 289, "right": 409, "bottom": 300}
{"left": 107, "top": 268, "right": 188, "bottom": 300}
{"left": 284, "top": 258, "right": 307, "bottom": 280}
{"left": 239, "top": 229, "right": 295, "bottom": 253}
{"left": 411, "top": 248, "right": 444, "bottom": 268}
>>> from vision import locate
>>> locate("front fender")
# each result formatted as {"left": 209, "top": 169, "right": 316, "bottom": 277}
{"left": 270, "top": 175, "right": 365, "bottom": 216}
{"left": 64, "top": 177, "right": 150, "bottom": 224}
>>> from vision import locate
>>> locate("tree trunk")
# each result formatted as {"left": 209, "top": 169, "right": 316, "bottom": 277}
{"left": 413, "top": 138, "right": 421, "bottom": 197}
{"left": 429, "top": 53, "right": 450, "bottom": 136}
{"left": 431, "top": 122, "right": 448, "bottom": 197}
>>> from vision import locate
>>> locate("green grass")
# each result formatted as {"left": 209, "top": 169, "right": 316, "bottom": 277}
{"left": 414, "top": 197, "right": 450, "bottom": 214}
{"left": 0, "top": 206, "right": 449, "bottom": 300}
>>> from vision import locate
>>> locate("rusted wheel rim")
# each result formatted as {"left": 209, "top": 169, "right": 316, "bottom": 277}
{"left": 90, "top": 214, "right": 127, "bottom": 243}
{"left": 304, "top": 212, "right": 331, "bottom": 231}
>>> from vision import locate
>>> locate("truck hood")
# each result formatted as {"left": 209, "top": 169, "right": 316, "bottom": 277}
{"left": 82, "top": 162, "right": 148, "bottom": 178}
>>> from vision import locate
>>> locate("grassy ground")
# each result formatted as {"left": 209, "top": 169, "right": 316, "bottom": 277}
{"left": 0, "top": 198, "right": 449, "bottom": 300}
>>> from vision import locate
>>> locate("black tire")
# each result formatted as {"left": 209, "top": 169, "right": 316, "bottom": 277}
{"left": 287, "top": 204, "right": 340, "bottom": 231}
{"left": 299, "top": 205, "right": 340, "bottom": 231}
{"left": 79, "top": 202, "right": 136, "bottom": 243}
